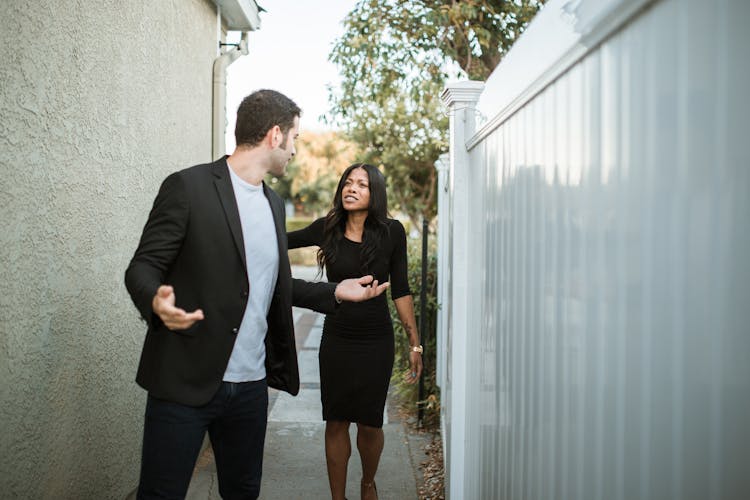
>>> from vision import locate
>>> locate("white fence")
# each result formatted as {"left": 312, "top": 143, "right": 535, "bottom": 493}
{"left": 436, "top": 0, "right": 750, "bottom": 498}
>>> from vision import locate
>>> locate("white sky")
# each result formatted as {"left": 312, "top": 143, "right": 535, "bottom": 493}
{"left": 225, "top": 0, "right": 358, "bottom": 152}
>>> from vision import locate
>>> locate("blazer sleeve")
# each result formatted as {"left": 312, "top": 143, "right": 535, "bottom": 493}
{"left": 124, "top": 172, "right": 189, "bottom": 327}
{"left": 291, "top": 278, "right": 338, "bottom": 315}
{"left": 287, "top": 217, "right": 325, "bottom": 249}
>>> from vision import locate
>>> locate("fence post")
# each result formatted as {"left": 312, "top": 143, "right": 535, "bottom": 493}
{"left": 439, "top": 81, "right": 484, "bottom": 499}
{"left": 434, "top": 153, "right": 449, "bottom": 391}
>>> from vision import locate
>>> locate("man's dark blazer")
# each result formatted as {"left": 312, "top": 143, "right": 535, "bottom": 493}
{"left": 125, "top": 156, "right": 337, "bottom": 406}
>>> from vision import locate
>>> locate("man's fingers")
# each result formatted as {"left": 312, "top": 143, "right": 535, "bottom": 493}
{"left": 164, "top": 308, "right": 203, "bottom": 322}
{"left": 161, "top": 301, "right": 184, "bottom": 314}
{"left": 357, "top": 275, "right": 375, "bottom": 286}
{"left": 184, "top": 309, "right": 204, "bottom": 321}
{"left": 160, "top": 305, "right": 187, "bottom": 320}
{"left": 164, "top": 309, "right": 204, "bottom": 331}
{"left": 153, "top": 285, "right": 204, "bottom": 328}
{"left": 336, "top": 277, "right": 390, "bottom": 302}
{"left": 366, "top": 281, "right": 389, "bottom": 297}
{"left": 153, "top": 285, "right": 203, "bottom": 330}
{"left": 153, "top": 285, "right": 176, "bottom": 316}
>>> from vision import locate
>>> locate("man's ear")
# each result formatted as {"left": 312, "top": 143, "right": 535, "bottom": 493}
{"left": 266, "top": 125, "right": 282, "bottom": 148}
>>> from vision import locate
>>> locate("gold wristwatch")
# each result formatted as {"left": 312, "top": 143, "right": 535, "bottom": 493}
{"left": 410, "top": 345, "right": 423, "bottom": 354}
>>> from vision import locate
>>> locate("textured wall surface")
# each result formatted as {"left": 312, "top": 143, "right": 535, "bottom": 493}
{"left": 0, "top": 0, "right": 218, "bottom": 497}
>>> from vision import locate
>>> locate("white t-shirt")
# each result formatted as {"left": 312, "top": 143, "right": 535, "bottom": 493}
{"left": 223, "top": 165, "right": 279, "bottom": 382}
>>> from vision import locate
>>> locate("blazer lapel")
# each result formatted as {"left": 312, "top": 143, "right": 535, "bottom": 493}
{"left": 212, "top": 158, "right": 247, "bottom": 271}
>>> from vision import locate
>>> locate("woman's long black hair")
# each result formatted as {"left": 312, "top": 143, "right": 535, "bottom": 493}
{"left": 317, "top": 163, "right": 389, "bottom": 275}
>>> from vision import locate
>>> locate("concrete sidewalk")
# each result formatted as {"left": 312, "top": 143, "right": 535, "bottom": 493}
{"left": 183, "top": 267, "right": 428, "bottom": 499}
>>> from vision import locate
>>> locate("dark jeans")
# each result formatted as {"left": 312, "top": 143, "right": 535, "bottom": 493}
{"left": 137, "top": 379, "right": 268, "bottom": 500}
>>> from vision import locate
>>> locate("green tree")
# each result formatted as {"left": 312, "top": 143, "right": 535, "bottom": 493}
{"left": 329, "top": 0, "right": 546, "bottom": 222}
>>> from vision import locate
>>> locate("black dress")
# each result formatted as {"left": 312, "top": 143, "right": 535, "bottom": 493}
{"left": 287, "top": 218, "right": 411, "bottom": 428}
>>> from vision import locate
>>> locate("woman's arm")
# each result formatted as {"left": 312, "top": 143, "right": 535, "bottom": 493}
{"left": 388, "top": 219, "right": 422, "bottom": 383}
{"left": 394, "top": 295, "right": 423, "bottom": 384}
{"left": 287, "top": 217, "right": 325, "bottom": 250}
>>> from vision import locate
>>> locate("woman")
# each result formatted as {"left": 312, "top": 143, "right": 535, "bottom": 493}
{"left": 288, "top": 163, "right": 423, "bottom": 500}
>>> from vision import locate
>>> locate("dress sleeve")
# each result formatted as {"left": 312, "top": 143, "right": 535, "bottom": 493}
{"left": 287, "top": 217, "right": 325, "bottom": 249}
{"left": 388, "top": 220, "right": 412, "bottom": 300}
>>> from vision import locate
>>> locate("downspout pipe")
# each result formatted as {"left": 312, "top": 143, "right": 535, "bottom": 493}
{"left": 212, "top": 31, "right": 248, "bottom": 159}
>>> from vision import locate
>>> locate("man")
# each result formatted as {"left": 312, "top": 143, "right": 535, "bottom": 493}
{"left": 125, "top": 89, "right": 388, "bottom": 499}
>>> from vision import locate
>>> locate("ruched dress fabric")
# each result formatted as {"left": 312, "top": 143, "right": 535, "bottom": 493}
{"left": 287, "top": 218, "right": 411, "bottom": 428}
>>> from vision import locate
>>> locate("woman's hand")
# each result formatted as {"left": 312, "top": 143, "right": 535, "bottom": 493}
{"left": 403, "top": 350, "right": 423, "bottom": 384}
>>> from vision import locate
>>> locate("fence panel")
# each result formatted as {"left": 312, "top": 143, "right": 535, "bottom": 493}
{"left": 438, "top": 0, "right": 750, "bottom": 498}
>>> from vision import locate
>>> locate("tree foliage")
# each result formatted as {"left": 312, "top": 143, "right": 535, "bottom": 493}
{"left": 329, "top": 0, "right": 546, "bottom": 222}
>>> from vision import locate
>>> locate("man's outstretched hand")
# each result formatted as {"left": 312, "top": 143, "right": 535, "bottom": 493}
{"left": 334, "top": 275, "right": 390, "bottom": 303}
{"left": 152, "top": 285, "right": 204, "bottom": 331}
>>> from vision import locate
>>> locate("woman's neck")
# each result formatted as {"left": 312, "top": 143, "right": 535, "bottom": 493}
{"left": 344, "top": 211, "right": 368, "bottom": 242}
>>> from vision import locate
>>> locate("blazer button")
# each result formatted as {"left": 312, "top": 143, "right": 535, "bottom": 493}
{"left": 240, "top": 290, "right": 249, "bottom": 299}
{"left": 231, "top": 328, "right": 239, "bottom": 334}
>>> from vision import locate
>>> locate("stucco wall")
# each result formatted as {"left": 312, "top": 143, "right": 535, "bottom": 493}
{"left": 0, "top": 0, "right": 219, "bottom": 497}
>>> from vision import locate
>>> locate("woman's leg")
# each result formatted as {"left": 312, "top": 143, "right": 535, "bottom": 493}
{"left": 325, "top": 420, "right": 352, "bottom": 500}
{"left": 356, "top": 423, "right": 384, "bottom": 500}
